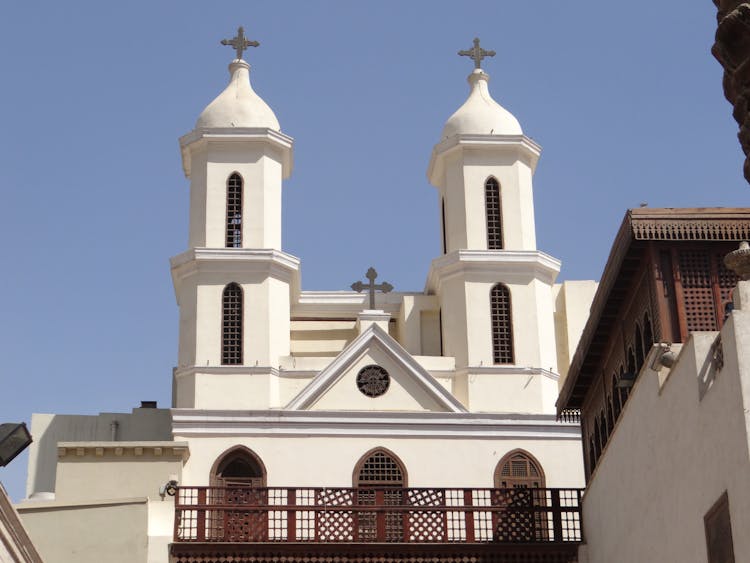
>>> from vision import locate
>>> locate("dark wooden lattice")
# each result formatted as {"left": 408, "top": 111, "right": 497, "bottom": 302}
{"left": 357, "top": 451, "right": 405, "bottom": 486}
{"left": 496, "top": 451, "right": 545, "bottom": 489}
{"left": 222, "top": 283, "right": 243, "bottom": 365}
{"left": 679, "top": 251, "right": 717, "bottom": 331}
{"left": 226, "top": 173, "right": 243, "bottom": 248}
{"left": 491, "top": 284, "right": 514, "bottom": 364}
{"left": 716, "top": 252, "right": 739, "bottom": 310}
{"left": 485, "top": 177, "right": 503, "bottom": 250}
{"left": 356, "top": 450, "right": 406, "bottom": 542}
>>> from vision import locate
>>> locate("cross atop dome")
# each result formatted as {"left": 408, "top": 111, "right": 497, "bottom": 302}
{"left": 458, "top": 38, "right": 495, "bottom": 70}
{"left": 221, "top": 26, "right": 259, "bottom": 60}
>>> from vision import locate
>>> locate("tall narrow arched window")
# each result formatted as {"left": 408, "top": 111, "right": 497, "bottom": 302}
{"left": 643, "top": 312, "right": 654, "bottom": 352}
{"left": 222, "top": 283, "right": 243, "bottom": 365}
{"left": 635, "top": 324, "right": 645, "bottom": 372}
{"left": 485, "top": 177, "right": 503, "bottom": 249}
{"left": 226, "top": 173, "right": 243, "bottom": 248}
{"left": 491, "top": 284, "right": 514, "bottom": 364}
{"left": 494, "top": 450, "right": 545, "bottom": 488}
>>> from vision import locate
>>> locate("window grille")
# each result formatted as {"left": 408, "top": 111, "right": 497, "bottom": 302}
{"left": 679, "top": 250, "right": 717, "bottom": 331}
{"left": 226, "top": 173, "right": 243, "bottom": 248}
{"left": 356, "top": 450, "right": 405, "bottom": 486}
{"left": 222, "top": 283, "right": 243, "bottom": 365}
{"left": 495, "top": 451, "right": 545, "bottom": 488}
{"left": 485, "top": 177, "right": 503, "bottom": 249}
{"left": 491, "top": 284, "right": 514, "bottom": 364}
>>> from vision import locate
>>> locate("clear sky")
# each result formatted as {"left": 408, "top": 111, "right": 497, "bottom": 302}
{"left": 0, "top": 1, "right": 746, "bottom": 500}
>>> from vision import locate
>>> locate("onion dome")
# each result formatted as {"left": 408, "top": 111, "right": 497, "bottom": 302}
{"left": 196, "top": 59, "right": 280, "bottom": 130}
{"left": 441, "top": 69, "right": 522, "bottom": 138}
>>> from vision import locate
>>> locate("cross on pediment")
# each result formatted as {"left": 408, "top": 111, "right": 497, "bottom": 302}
{"left": 221, "top": 26, "right": 259, "bottom": 60}
{"left": 459, "top": 37, "right": 495, "bottom": 70}
{"left": 351, "top": 267, "right": 393, "bottom": 310}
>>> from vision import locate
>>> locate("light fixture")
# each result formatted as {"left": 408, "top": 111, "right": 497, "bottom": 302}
{"left": 0, "top": 423, "right": 32, "bottom": 467}
{"left": 650, "top": 342, "right": 676, "bottom": 371}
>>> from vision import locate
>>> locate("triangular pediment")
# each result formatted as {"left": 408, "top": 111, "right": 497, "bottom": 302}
{"left": 285, "top": 324, "right": 466, "bottom": 413}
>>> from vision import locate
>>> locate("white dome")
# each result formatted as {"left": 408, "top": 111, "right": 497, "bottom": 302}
{"left": 441, "top": 69, "right": 522, "bottom": 138}
{"left": 196, "top": 59, "right": 280, "bottom": 130}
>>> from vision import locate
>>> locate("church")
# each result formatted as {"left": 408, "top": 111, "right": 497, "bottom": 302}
{"left": 10, "top": 27, "right": 712, "bottom": 563}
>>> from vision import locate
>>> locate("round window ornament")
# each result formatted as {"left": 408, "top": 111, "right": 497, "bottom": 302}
{"left": 356, "top": 365, "right": 390, "bottom": 398}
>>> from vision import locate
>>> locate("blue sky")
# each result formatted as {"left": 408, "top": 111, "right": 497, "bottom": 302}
{"left": 0, "top": 2, "right": 746, "bottom": 500}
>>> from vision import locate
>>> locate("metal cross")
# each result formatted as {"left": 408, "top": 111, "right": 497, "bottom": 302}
{"left": 221, "top": 26, "right": 259, "bottom": 60}
{"left": 458, "top": 37, "right": 496, "bottom": 70}
{"left": 351, "top": 267, "right": 393, "bottom": 310}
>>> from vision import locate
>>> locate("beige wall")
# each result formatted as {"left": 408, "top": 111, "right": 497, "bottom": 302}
{"left": 581, "top": 303, "right": 750, "bottom": 562}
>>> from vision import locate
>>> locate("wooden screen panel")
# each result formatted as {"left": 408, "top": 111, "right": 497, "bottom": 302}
{"left": 495, "top": 450, "right": 545, "bottom": 489}
{"left": 679, "top": 250, "right": 717, "bottom": 331}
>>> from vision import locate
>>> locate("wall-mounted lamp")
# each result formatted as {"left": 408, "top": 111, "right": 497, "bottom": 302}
{"left": 159, "top": 479, "right": 179, "bottom": 497}
{"left": 650, "top": 342, "right": 676, "bottom": 371}
{"left": 0, "top": 423, "right": 33, "bottom": 467}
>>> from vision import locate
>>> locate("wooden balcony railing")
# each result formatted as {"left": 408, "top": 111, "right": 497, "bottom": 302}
{"left": 173, "top": 486, "right": 583, "bottom": 544}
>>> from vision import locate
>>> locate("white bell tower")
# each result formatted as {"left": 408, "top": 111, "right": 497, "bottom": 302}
{"left": 171, "top": 29, "right": 299, "bottom": 409}
{"left": 426, "top": 40, "right": 560, "bottom": 413}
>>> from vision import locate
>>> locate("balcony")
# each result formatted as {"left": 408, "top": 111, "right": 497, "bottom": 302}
{"left": 170, "top": 486, "right": 582, "bottom": 563}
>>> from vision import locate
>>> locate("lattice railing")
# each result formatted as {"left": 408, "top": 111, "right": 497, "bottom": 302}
{"left": 174, "top": 487, "right": 583, "bottom": 544}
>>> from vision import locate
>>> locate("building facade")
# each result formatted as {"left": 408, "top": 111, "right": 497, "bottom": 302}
{"left": 17, "top": 35, "right": 595, "bottom": 563}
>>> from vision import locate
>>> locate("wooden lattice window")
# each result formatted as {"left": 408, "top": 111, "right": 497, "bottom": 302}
{"left": 355, "top": 449, "right": 406, "bottom": 486}
{"left": 495, "top": 450, "right": 545, "bottom": 488}
{"left": 485, "top": 177, "right": 503, "bottom": 250}
{"left": 491, "top": 284, "right": 514, "bottom": 364}
{"left": 226, "top": 173, "right": 243, "bottom": 248}
{"left": 679, "top": 250, "right": 717, "bottom": 331}
{"left": 222, "top": 283, "right": 243, "bottom": 365}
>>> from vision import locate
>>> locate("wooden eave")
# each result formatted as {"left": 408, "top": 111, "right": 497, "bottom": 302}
{"left": 556, "top": 207, "right": 750, "bottom": 415}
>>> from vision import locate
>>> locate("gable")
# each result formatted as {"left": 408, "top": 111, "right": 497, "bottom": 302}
{"left": 285, "top": 325, "right": 466, "bottom": 413}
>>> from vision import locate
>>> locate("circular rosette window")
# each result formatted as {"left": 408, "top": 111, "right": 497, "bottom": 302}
{"left": 356, "top": 365, "right": 390, "bottom": 398}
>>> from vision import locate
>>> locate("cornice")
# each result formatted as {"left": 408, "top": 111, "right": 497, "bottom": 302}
{"left": 454, "top": 366, "right": 559, "bottom": 381}
{"left": 427, "top": 134, "right": 542, "bottom": 186}
{"left": 426, "top": 249, "right": 561, "bottom": 292}
{"left": 292, "top": 291, "right": 406, "bottom": 317}
{"left": 171, "top": 409, "right": 580, "bottom": 440}
{"left": 174, "top": 365, "right": 280, "bottom": 379}
{"left": 170, "top": 248, "right": 301, "bottom": 295}
{"left": 179, "top": 127, "right": 294, "bottom": 179}
{"left": 56, "top": 441, "right": 190, "bottom": 460}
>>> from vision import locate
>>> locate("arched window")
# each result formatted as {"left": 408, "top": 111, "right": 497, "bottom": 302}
{"left": 612, "top": 374, "right": 622, "bottom": 419}
{"left": 491, "top": 284, "right": 514, "bottom": 364}
{"left": 353, "top": 448, "right": 406, "bottom": 542}
{"left": 210, "top": 447, "right": 267, "bottom": 542}
{"left": 635, "top": 324, "right": 645, "bottom": 372}
{"left": 211, "top": 446, "right": 266, "bottom": 488}
{"left": 354, "top": 448, "right": 407, "bottom": 487}
{"left": 643, "top": 312, "right": 654, "bottom": 351}
{"left": 495, "top": 450, "right": 545, "bottom": 488}
{"left": 485, "top": 177, "right": 503, "bottom": 249}
{"left": 222, "top": 283, "right": 243, "bottom": 365}
{"left": 226, "top": 173, "right": 243, "bottom": 248}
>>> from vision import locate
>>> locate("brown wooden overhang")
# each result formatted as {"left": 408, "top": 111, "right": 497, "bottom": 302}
{"left": 556, "top": 207, "right": 750, "bottom": 415}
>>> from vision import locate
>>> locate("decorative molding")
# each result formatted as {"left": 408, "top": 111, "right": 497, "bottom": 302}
{"left": 427, "top": 134, "right": 542, "bottom": 185}
{"left": 170, "top": 248, "right": 301, "bottom": 297}
{"left": 426, "top": 249, "right": 561, "bottom": 292}
{"left": 292, "top": 290, "right": 409, "bottom": 317}
{"left": 284, "top": 324, "right": 468, "bottom": 413}
{"left": 174, "top": 365, "right": 281, "bottom": 379}
{"left": 454, "top": 365, "right": 560, "bottom": 381}
{"left": 170, "top": 409, "right": 580, "bottom": 440}
{"left": 179, "top": 127, "right": 294, "bottom": 179}
{"left": 56, "top": 441, "right": 190, "bottom": 461}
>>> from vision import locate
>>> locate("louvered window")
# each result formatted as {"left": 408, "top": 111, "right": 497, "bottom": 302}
{"left": 485, "top": 177, "right": 503, "bottom": 249}
{"left": 226, "top": 173, "right": 243, "bottom": 248}
{"left": 491, "top": 284, "right": 514, "bottom": 364}
{"left": 222, "top": 283, "right": 243, "bottom": 365}
{"left": 495, "top": 451, "right": 545, "bottom": 488}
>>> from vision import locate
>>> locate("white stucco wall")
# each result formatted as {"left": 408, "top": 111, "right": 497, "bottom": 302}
{"left": 553, "top": 280, "right": 597, "bottom": 384}
{"left": 581, "top": 303, "right": 750, "bottom": 562}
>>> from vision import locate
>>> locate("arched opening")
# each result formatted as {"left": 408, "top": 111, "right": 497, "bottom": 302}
{"left": 643, "top": 312, "right": 654, "bottom": 351}
{"left": 222, "top": 283, "right": 243, "bottom": 365}
{"left": 226, "top": 173, "right": 243, "bottom": 248}
{"left": 635, "top": 324, "right": 645, "bottom": 373}
{"left": 494, "top": 449, "right": 545, "bottom": 489}
{"left": 209, "top": 446, "right": 267, "bottom": 541}
{"left": 353, "top": 448, "right": 406, "bottom": 542}
{"left": 485, "top": 177, "right": 503, "bottom": 249}
{"left": 491, "top": 284, "right": 514, "bottom": 364}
